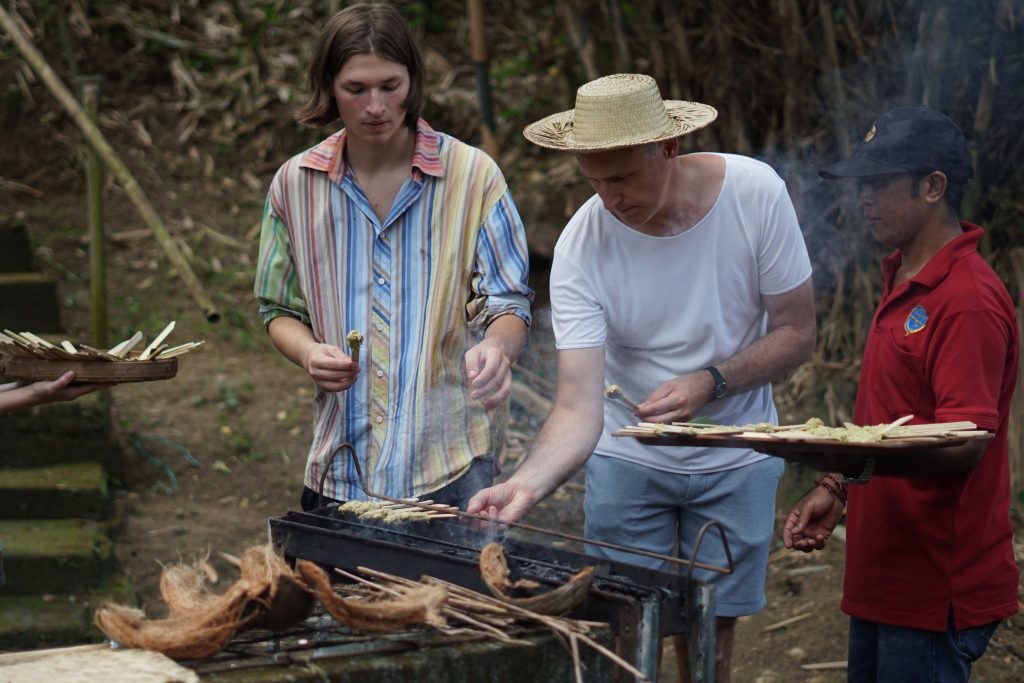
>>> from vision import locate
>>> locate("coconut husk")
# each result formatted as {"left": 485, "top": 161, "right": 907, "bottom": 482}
{"left": 94, "top": 545, "right": 315, "bottom": 660}
{"left": 160, "top": 563, "right": 217, "bottom": 615}
{"left": 237, "top": 545, "right": 315, "bottom": 630}
{"left": 479, "top": 543, "right": 594, "bottom": 616}
{"left": 296, "top": 560, "right": 447, "bottom": 632}
{"left": 93, "top": 585, "right": 251, "bottom": 660}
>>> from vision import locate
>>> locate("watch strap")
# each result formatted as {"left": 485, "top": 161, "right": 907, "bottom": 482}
{"left": 704, "top": 366, "right": 726, "bottom": 402}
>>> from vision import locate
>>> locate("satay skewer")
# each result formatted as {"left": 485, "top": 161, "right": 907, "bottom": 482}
{"left": 604, "top": 384, "right": 639, "bottom": 412}
{"left": 346, "top": 329, "right": 364, "bottom": 362}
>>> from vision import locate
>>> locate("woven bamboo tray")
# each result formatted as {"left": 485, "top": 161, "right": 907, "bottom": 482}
{"left": 0, "top": 355, "right": 178, "bottom": 383}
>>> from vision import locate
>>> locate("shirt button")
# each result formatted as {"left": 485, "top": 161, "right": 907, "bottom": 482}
{"left": 376, "top": 323, "right": 384, "bottom": 332}
{"left": 376, "top": 369, "right": 384, "bottom": 378}
{"left": 375, "top": 415, "right": 384, "bottom": 424}
{"left": 377, "top": 277, "right": 386, "bottom": 285}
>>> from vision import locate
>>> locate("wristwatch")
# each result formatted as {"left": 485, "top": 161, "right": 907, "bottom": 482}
{"left": 704, "top": 366, "right": 727, "bottom": 402}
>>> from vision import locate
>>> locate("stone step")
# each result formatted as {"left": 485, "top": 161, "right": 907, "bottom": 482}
{"left": 0, "top": 221, "right": 35, "bottom": 273}
{"left": 0, "top": 272, "right": 62, "bottom": 333}
{"left": 0, "top": 519, "right": 114, "bottom": 595}
{"left": 0, "top": 576, "right": 136, "bottom": 649}
{"left": 0, "top": 391, "right": 112, "bottom": 437}
{"left": 0, "top": 432, "right": 122, "bottom": 475}
{"left": 0, "top": 463, "right": 110, "bottom": 519}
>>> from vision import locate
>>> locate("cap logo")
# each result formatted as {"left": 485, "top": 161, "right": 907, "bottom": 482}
{"left": 904, "top": 304, "right": 928, "bottom": 335}
{"left": 864, "top": 125, "right": 877, "bottom": 143}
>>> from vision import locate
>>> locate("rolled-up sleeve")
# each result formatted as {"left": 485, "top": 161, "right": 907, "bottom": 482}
{"left": 473, "top": 190, "right": 533, "bottom": 327}
{"left": 253, "top": 197, "right": 311, "bottom": 327}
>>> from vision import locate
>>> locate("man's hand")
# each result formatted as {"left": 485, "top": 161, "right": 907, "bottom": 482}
{"left": 782, "top": 486, "right": 845, "bottom": 552}
{"left": 466, "top": 481, "right": 539, "bottom": 524}
{"left": 464, "top": 339, "right": 512, "bottom": 409}
{"left": 302, "top": 343, "right": 359, "bottom": 392}
{"left": 636, "top": 370, "right": 714, "bottom": 423}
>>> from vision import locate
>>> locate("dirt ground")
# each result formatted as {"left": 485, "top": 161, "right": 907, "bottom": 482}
{"left": 1, "top": 130, "right": 1021, "bottom": 683}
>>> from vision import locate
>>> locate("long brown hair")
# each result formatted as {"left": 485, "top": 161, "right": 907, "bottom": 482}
{"left": 295, "top": 3, "right": 424, "bottom": 129}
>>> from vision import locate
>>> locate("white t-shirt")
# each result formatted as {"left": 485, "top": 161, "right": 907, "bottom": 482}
{"left": 550, "top": 153, "right": 813, "bottom": 473}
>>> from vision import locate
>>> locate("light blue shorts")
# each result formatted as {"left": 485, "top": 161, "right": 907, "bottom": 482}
{"left": 583, "top": 454, "right": 784, "bottom": 617}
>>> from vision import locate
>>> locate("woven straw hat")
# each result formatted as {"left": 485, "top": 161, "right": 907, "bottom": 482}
{"left": 523, "top": 74, "right": 717, "bottom": 152}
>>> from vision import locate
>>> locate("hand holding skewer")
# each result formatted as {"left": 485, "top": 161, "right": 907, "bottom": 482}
{"left": 605, "top": 384, "right": 639, "bottom": 412}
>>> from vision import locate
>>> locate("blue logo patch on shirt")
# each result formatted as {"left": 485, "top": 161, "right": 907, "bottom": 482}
{"left": 904, "top": 304, "right": 928, "bottom": 335}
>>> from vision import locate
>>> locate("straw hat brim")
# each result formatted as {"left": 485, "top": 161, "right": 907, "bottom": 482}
{"left": 523, "top": 100, "right": 718, "bottom": 152}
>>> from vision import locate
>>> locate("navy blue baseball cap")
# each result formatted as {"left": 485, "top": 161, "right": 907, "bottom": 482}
{"left": 819, "top": 106, "right": 973, "bottom": 184}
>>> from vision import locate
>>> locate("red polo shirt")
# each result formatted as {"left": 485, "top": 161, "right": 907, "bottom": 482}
{"left": 843, "top": 222, "right": 1019, "bottom": 631}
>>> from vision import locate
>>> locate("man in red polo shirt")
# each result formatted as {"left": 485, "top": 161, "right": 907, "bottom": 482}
{"left": 782, "top": 106, "right": 1019, "bottom": 682}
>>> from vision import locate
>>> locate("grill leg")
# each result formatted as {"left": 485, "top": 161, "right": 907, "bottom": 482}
{"left": 634, "top": 598, "right": 661, "bottom": 681}
{"left": 687, "top": 582, "right": 717, "bottom": 683}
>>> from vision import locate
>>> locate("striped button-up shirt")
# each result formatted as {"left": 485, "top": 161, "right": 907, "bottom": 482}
{"left": 254, "top": 120, "right": 532, "bottom": 501}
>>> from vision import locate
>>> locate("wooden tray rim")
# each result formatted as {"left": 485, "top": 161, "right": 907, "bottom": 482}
{"left": 0, "top": 356, "right": 179, "bottom": 384}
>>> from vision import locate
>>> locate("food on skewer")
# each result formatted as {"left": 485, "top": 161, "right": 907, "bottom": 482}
{"left": 345, "top": 329, "right": 364, "bottom": 361}
{"left": 604, "top": 384, "right": 639, "bottom": 411}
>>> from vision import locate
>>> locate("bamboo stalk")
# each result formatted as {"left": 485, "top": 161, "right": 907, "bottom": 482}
{"left": 0, "top": 6, "right": 219, "bottom": 322}
{"left": 80, "top": 77, "right": 109, "bottom": 348}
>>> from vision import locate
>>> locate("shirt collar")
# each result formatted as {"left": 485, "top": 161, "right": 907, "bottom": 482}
{"left": 882, "top": 221, "right": 984, "bottom": 292}
{"left": 297, "top": 118, "right": 444, "bottom": 184}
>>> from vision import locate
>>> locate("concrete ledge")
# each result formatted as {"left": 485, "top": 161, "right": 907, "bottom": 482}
{"left": 0, "top": 576, "right": 136, "bottom": 648}
{"left": 198, "top": 627, "right": 614, "bottom": 682}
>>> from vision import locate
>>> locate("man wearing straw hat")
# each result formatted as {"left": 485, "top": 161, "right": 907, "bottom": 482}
{"left": 469, "top": 74, "right": 816, "bottom": 681}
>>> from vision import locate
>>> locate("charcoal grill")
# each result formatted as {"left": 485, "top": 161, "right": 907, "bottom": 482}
{"left": 269, "top": 503, "right": 731, "bottom": 682}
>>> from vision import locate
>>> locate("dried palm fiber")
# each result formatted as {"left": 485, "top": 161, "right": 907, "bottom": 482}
{"left": 479, "top": 543, "right": 594, "bottom": 616}
{"left": 94, "top": 545, "right": 314, "bottom": 660}
{"left": 159, "top": 562, "right": 216, "bottom": 614}
{"left": 296, "top": 560, "right": 448, "bottom": 631}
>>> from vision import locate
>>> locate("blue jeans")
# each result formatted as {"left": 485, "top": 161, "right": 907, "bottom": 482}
{"left": 847, "top": 611, "right": 999, "bottom": 683}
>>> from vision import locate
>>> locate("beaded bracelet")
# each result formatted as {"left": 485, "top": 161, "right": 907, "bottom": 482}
{"left": 814, "top": 473, "right": 848, "bottom": 505}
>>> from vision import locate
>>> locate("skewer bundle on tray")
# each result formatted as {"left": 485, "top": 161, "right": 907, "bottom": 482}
{"left": 0, "top": 321, "right": 203, "bottom": 383}
{"left": 615, "top": 416, "right": 989, "bottom": 445}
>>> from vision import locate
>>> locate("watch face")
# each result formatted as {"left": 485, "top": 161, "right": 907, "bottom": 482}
{"left": 712, "top": 382, "right": 726, "bottom": 399}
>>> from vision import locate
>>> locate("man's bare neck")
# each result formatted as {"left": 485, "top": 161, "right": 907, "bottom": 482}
{"left": 894, "top": 217, "right": 962, "bottom": 285}
{"left": 650, "top": 154, "right": 725, "bottom": 236}
{"left": 346, "top": 125, "right": 416, "bottom": 175}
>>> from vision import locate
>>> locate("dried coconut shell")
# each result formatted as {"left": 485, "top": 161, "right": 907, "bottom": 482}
{"left": 297, "top": 560, "right": 447, "bottom": 632}
{"left": 479, "top": 543, "right": 594, "bottom": 616}
{"left": 236, "top": 544, "right": 315, "bottom": 630}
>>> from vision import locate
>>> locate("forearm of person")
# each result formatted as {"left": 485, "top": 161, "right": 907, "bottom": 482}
{"left": 483, "top": 313, "right": 528, "bottom": 364}
{"left": 506, "top": 401, "right": 603, "bottom": 504}
{"left": 718, "top": 279, "right": 816, "bottom": 395}
{"left": 0, "top": 385, "right": 35, "bottom": 414}
{"left": 873, "top": 439, "right": 987, "bottom": 477}
{"left": 505, "top": 346, "right": 605, "bottom": 503}
{"left": 267, "top": 316, "right": 318, "bottom": 370}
